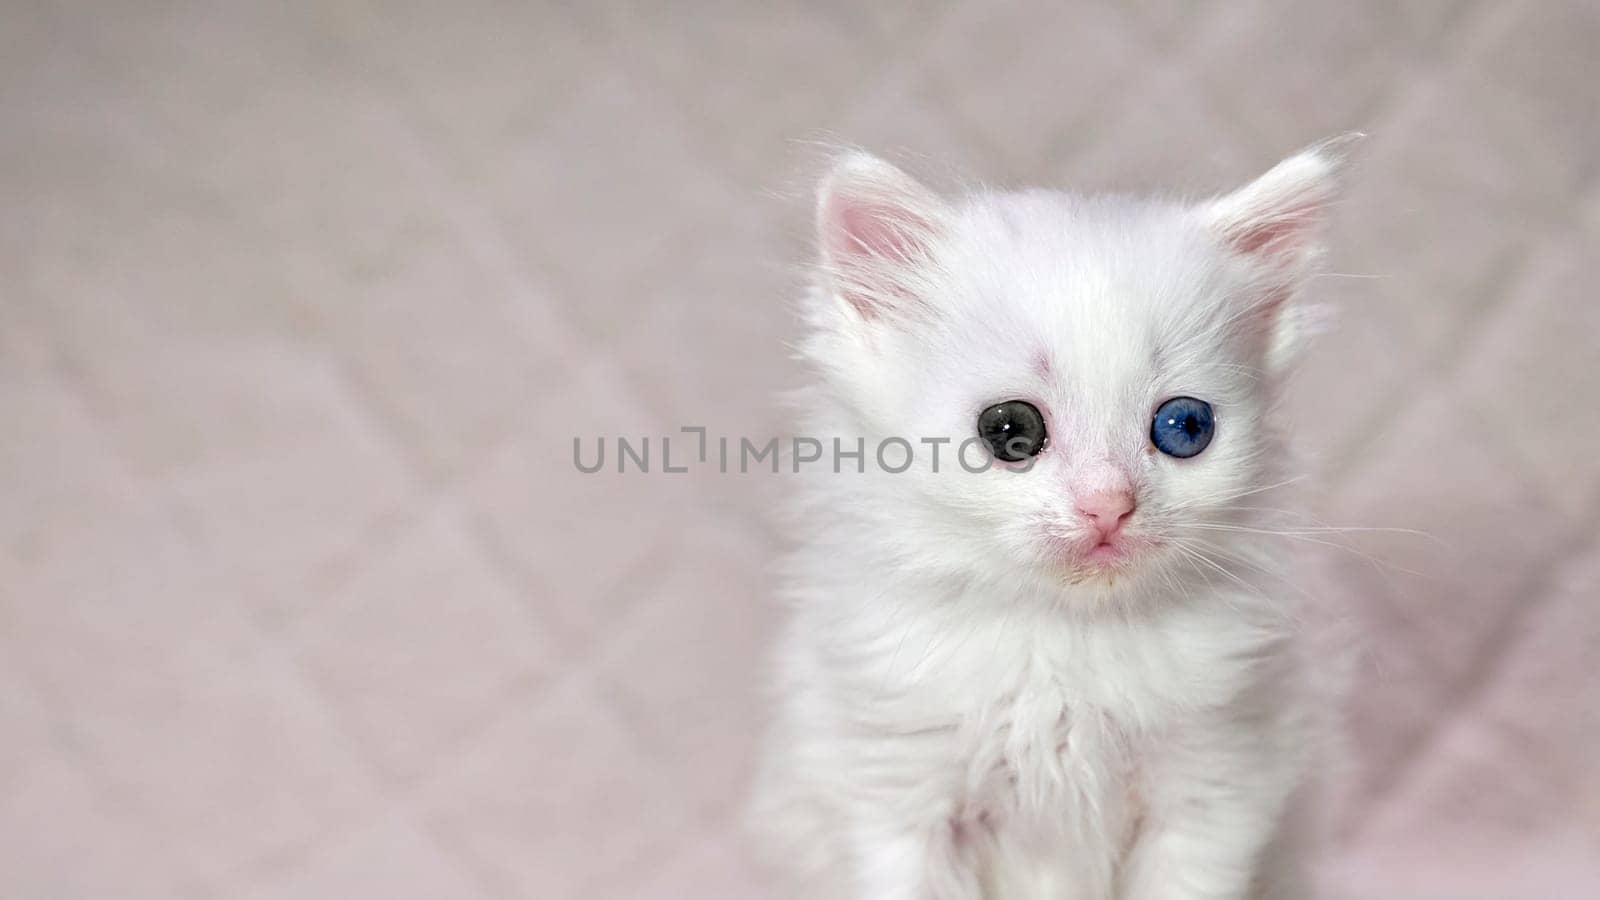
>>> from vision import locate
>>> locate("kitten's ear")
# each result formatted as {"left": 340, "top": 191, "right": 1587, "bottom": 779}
{"left": 816, "top": 153, "right": 948, "bottom": 320}
{"left": 1205, "top": 141, "right": 1348, "bottom": 274}
{"left": 1205, "top": 137, "right": 1356, "bottom": 369}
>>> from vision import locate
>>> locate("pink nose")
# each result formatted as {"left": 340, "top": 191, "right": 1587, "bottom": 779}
{"left": 1078, "top": 490, "right": 1135, "bottom": 540}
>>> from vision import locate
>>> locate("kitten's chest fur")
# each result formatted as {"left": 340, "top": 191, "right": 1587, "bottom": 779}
{"left": 960, "top": 658, "right": 1142, "bottom": 832}
{"left": 957, "top": 665, "right": 1146, "bottom": 897}
{"left": 823, "top": 589, "right": 1269, "bottom": 886}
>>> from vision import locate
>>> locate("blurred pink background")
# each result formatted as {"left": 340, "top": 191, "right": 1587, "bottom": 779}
{"left": 3, "top": 1, "right": 1598, "bottom": 898}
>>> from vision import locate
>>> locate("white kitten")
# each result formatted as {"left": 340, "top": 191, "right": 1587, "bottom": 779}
{"left": 749, "top": 143, "right": 1354, "bottom": 900}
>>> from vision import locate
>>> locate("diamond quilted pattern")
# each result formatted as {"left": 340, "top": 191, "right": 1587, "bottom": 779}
{"left": 241, "top": 817, "right": 494, "bottom": 900}
{"left": 1328, "top": 539, "right": 1600, "bottom": 899}
{"left": 462, "top": 359, "right": 698, "bottom": 647}
{"left": 421, "top": 681, "right": 694, "bottom": 900}
{"left": 1462, "top": 218, "right": 1600, "bottom": 522}
{"left": 916, "top": 0, "right": 1156, "bottom": 177}
{"left": 1317, "top": 387, "right": 1571, "bottom": 808}
{"left": 295, "top": 501, "right": 554, "bottom": 781}
{"left": 1191, "top": 0, "right": 1460, "bottom": 150}
{"left": 0, "top": 748, "right": 184, "bottom": 899}
{"left": 596, "top": 514, "right": 780, "bottom": 821}
{"left": 597, "top": 1, "right": 887, "bottom": 185}
{"left": 2, "top": 497, "right": 381, "bottom": 892}
{"left": 4, "top": 0, "right": 1598, "bottom": 895}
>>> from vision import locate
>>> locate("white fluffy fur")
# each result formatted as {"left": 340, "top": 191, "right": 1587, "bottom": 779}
{"left": 749, "top": 144, "right": 1352, "bottom": 899}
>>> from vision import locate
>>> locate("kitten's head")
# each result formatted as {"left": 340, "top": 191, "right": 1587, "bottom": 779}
{"left": 803, "top": 144, "right": 1346, "bottom": 602}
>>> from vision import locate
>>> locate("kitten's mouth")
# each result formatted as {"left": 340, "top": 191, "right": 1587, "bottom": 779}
{"left": 1086, "top": 541, "right": 1124, "bottom": 564}
{"left": 1046, "top": 532, "right": 1149, "bottom": 580}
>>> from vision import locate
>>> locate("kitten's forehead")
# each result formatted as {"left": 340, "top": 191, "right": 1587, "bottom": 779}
{"left": 962, "top": 189, "right": 1215, "bottom": 291}
{"left": 942, "top": 190, "right": 1224, "bottom": 374}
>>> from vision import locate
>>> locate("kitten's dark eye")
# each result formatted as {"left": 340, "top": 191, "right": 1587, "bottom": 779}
{"left": 1151, "top": 396, "right": 1215, "bottom": 458}
{"left": 978, "top": 400, "right": 1048, "bottom": 462}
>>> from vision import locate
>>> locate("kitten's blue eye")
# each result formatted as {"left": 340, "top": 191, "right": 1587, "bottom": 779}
{"left": 1151, "top": 396, "right": 1214, "bottom": 458}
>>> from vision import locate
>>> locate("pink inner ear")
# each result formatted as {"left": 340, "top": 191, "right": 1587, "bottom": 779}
{"left": 821, "top": 194, "right": 936, "bottom": 318}
{"left": 1211, "top": 149, "right": 1338, "bottom": 271}
{"left": 827, "top": 199, "right": 929, "bottom": 265}
{"left": 816, "top": 154, "right": 946, "bottom": 320}
{"left": 1229, "top": 213, "right": 1308, "bottom": 255}
{"left": 1222, "top": 188, "right": 1329, "bottom": 262}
